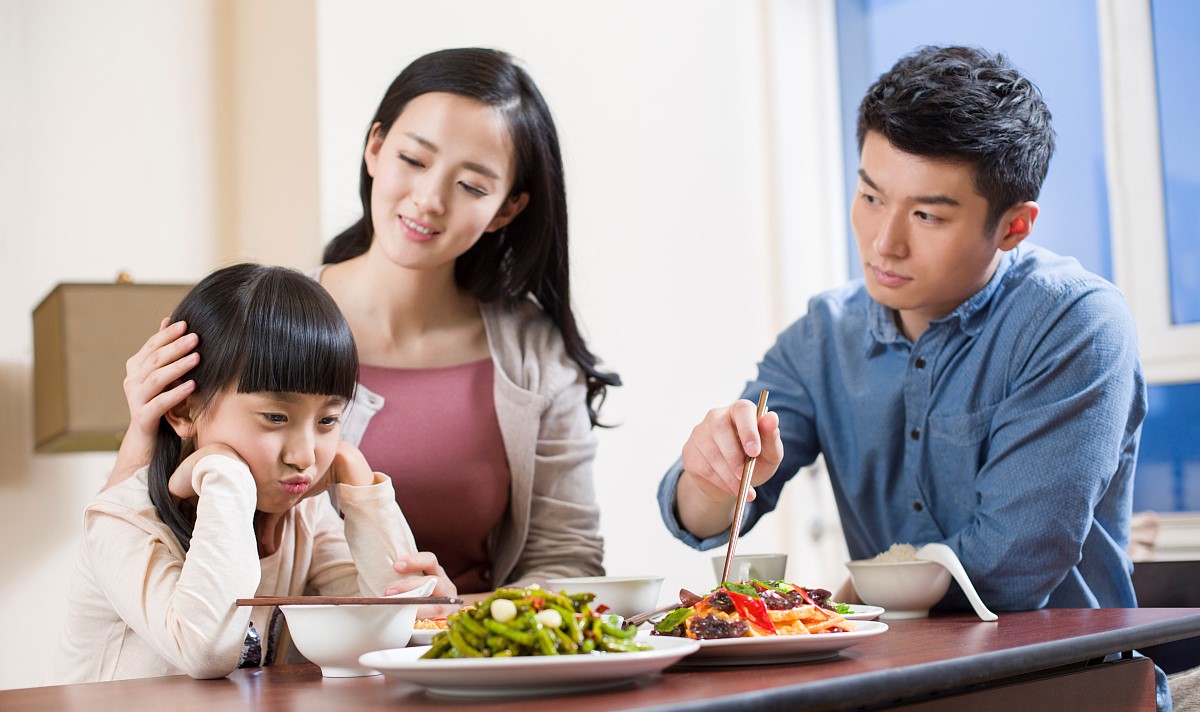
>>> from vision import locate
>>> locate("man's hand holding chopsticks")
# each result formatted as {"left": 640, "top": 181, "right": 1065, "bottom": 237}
{"left": 675, "top": 398, "right": 783, "bottom": 539}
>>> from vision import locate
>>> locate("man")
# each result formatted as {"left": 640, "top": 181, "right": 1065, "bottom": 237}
{"left": 660, "top": 44, "right": 1146, "bottom": 620}
{"left": 658, "top": 44, "right": 1168, "bottom": 707}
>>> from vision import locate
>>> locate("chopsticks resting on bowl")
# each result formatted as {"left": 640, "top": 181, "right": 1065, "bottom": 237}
{"left": 626, "top": 588, "right": 703, "bottom": 627}
{"left": 624, "top": 602, "right": 681, "bottom": 628}
{"left": 235, "top": 596, "right": 463, "bottom": 607}
{"left": 719, "top": 390, "right": 770, "bottom": 585}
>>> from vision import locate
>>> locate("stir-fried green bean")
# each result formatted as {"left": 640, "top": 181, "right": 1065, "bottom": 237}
{"left": 420, "top": 585, "right": 652, "bottom": 658}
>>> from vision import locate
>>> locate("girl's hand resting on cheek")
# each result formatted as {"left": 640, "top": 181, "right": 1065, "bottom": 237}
{"left": 325, "top": 440, "right": 375, "bottom": 487}
{"left": 167, "top": 443, "right": 246, "bottom": 501}
{"left": 389, "top": 551, "right": 459, "bottom": 619}
{"left": 302, "top": 441, "right": 375, "bottom": 502}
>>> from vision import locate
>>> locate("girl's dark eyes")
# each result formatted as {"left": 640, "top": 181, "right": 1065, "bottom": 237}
{"left": 262, "top": 413, "right": 340, "bottom": 426}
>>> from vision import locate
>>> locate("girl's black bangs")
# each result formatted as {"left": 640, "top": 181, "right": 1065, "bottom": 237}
{"left": 234, "top": 274, "right": 358, "bottom": 400}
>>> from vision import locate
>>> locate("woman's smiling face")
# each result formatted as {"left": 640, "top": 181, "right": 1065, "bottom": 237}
{"left": 363, "top": 91, "right": 529, "bottom": 275}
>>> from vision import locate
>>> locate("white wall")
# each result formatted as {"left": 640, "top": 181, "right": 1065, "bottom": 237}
{"left": 1, "top": 0, "right": 849, "bottom": 691}
{"left": 0, "top": 0, "right": 218, "bottom": 690}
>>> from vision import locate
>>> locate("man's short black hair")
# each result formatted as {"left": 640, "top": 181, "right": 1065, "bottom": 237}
{"left": 857, "top": 45, "right": 1056, "bottom": 234}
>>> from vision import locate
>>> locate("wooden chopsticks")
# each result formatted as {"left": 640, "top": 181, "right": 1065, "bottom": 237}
{"left": 235, "top": 596, "right": 463, "bottom": 607}
{"left": 719, "top": 390, "right": 770, "bottom": 585}
{"left": 626, "top": 601, "right": 684, "bottom": 627}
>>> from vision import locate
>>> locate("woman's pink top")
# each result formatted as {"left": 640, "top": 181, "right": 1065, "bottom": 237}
{"left": 357, "top": 358, "right": 511, "bottom": 594}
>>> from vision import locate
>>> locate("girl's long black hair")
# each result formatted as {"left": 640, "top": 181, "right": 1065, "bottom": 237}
{"left": 147, "top": 264, "right": 359, "bottom": 551}
{"left": 322, "top": 47, "right": 619, "bottom": 425}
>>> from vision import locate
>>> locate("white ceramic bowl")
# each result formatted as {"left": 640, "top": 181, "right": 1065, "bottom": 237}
{"left": 544, "top": 576, "right": 665, "bottom": 618}
{"left": 709, "top": 553, "right": 789, "bottom": 584}
{"left": 844, "top": 559, "right": 951, "bottom": 620}
{"left": 280, "top": 579, "right": 436, "bottom": 677}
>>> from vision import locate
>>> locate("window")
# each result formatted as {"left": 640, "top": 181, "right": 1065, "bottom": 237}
{"left": 1100, "top": 0, "right": 1200, "bottom": 383}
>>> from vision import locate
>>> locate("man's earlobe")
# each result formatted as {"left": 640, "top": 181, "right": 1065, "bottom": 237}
{"left": 164, "top": 400, "right": 197, "bottom": 439}
{"left": 1000, "top": 201, "right": 1038, "bottom": 251}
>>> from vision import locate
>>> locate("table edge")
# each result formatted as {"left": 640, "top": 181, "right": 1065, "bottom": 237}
{"left": 657, "top": 610, "right": 1200, "bottom": 712}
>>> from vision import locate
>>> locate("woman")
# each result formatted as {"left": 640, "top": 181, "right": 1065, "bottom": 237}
{"left": 111, "top": 48, "right": 618, "bottom": 601}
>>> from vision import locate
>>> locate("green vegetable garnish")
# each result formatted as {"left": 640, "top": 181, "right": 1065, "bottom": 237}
{"left": 654, "top": 607, "right": 693, "bottom": 633}
{"left": 755, "top": 579, "right": 794, "bottom": 593}
{"left": 722, "top": 581, "right": 759, "bottom": 597}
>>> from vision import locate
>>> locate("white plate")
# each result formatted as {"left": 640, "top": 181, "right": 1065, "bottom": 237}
{"left": 843, "top": 604, "right": 885, "bottom": 621}
{"left": 409, "top": 628, "right": 442, "bottom": 647}
{"left": 663, "top": 620, "right": 888, "bottom": 666}
{"left": 359, "top": 635, "right": 700, "bottom": 697}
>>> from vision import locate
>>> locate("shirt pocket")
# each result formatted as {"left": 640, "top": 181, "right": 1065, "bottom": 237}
{"left": 926, "top": 404, "right": 999, "bottom": 515}
{"left": 927, "top": 404, "right": 998, "bottom": 447}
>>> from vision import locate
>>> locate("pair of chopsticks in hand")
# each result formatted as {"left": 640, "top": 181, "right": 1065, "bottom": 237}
{"left": 719, "top": 390, "right": 770, "bottom": 585}
{"left": 629, "top": 393, "right": 771, "bottom": 629}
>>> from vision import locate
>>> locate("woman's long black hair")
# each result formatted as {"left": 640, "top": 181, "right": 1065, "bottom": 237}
{"left": 322, "top": 47, "right": 619, "bottom": 425}
{"left": 148, "top": 264, "right": 359, "bottom": 551}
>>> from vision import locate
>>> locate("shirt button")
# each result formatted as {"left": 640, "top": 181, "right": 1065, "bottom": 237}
{"left": 910, "top": 429, "right": 920, "bottom": 440}
{"left": 913, "top": 501, "right": 923, "bottom": 512}
{"left": 915, "top": 358, "right": 926, "bottom": 369}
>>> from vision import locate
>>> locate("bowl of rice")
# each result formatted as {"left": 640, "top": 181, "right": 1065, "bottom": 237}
{"left": 845, "top": 543, "right": 952, "bottom": 620}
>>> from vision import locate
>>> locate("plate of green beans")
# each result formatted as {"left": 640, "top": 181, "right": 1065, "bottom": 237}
{"left": 357, "top": 586, "right": 700, "bottom": 696}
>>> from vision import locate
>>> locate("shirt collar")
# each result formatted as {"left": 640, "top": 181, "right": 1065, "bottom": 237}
{"left": 865, "top": 249, "right": 1017, "bottom": 349}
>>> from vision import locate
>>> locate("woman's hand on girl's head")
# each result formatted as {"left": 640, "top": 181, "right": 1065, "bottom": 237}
{"left": 108, "top": 319, "right": 201, "bottom": 489}
{"left": 167, "top": 443, "right": 246, "bottom": 501}
{"left": 388, "top": 551, "right": 459, "bottom": 619}
{"left": 125, "top": 319, "right": 200, "bottom": 431}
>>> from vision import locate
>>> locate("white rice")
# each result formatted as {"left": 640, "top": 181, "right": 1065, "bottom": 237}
{"left": 871, "top": 543, "right": 919, "bottom": 562}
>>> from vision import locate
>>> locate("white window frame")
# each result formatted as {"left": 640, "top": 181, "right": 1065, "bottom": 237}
{"left": 1098, "top": 0, "right": 1200, "bottom": 384}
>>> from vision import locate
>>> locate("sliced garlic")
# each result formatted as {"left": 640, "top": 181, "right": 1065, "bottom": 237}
{"left": 535, "top": 609, "right": 563, "bottom": 629}
{"left": 490, "top": 598, "right": 518, "bottom": 623}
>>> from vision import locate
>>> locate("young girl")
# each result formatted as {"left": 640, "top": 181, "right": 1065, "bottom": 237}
{"left": 111, "top": 48, "right": 619, "bottom": 599}
{"left": 50, "top": 264, "right": 423, "bottom": 683}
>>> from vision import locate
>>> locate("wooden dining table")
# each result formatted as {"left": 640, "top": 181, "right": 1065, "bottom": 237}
{"left": 9, "top": 608, "right": 1199, "bottom": 711}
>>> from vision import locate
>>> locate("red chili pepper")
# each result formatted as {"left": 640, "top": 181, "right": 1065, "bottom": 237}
{"left": 789, "top": 584, "right": 831, "bottom": 620}
{"left": 725, "top": 590, "right": 777, "bottom": 635}
{"left": 790, "top": 584, "right": 817, "bottom": 606}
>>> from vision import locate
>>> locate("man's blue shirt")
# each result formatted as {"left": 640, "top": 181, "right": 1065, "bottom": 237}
{"left": 658, "top": 243, "right": 1147, "bottom": 611}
